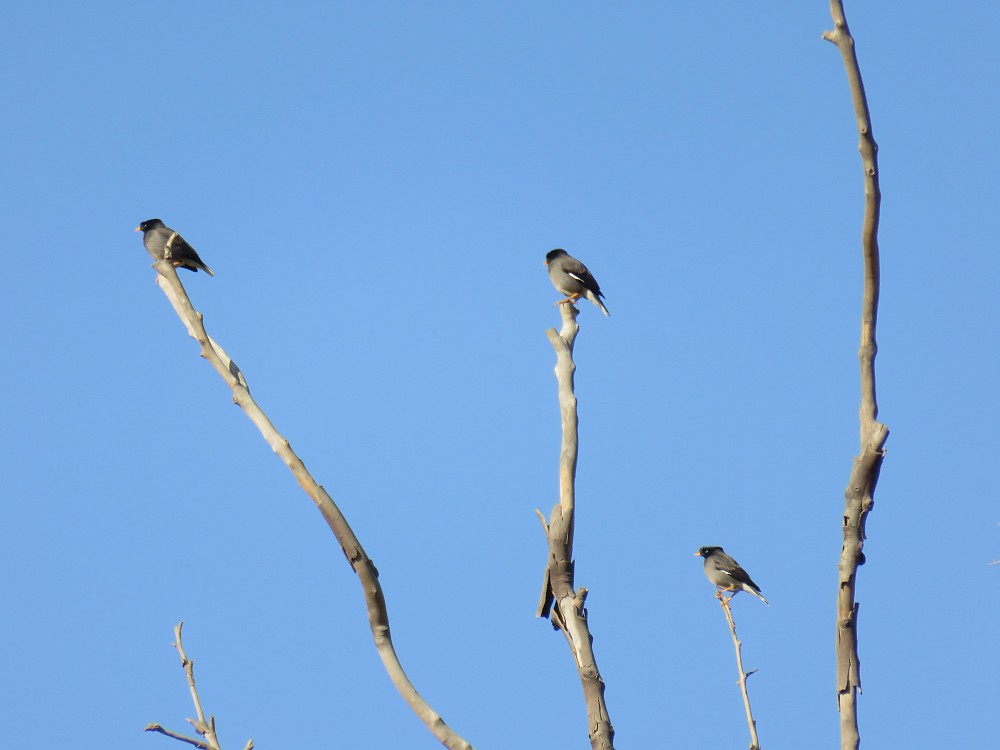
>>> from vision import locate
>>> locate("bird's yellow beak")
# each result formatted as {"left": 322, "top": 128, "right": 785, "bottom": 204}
{"left": 693, "top": 551, "right": 703, "bottom": 557}
{"left": 134, "top": 225, "right": 141, "bottom": 232}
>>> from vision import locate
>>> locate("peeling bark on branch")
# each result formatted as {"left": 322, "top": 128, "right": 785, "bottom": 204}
{"left": 149, "top": 261, "right": 473, "bottom": 750}
{"left": 823, "top": 3, "right": 889, "bottom": 750}
{"left": 537, "top": 303, "right": 616, "bottom": 750}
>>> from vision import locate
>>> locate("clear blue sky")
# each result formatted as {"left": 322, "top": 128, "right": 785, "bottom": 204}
{"left": 2, "top": 3, "right": 997, "bottom": 748}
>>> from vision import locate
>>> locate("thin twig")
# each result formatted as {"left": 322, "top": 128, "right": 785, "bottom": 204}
{"left": 715, "top": 593, "right": 760, "bottom": 750}
{"left": 149, "top": 260, "right": 473, "bottom": 750}
{"left": 145, "top": 622, "right": 252, "bottom": 750}
{"left": 145, "top": 724, "right": 209, "bottom": 749}
{"left": 174, "top": 623, "right": 211, "bottom": 741}
{"left": 823, "top": 4, "right": 889, "bottom": 750}
{"left": 536, "top": 303, "right": 616, "bottom": 750}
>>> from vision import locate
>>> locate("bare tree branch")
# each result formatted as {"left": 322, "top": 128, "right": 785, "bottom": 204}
{"left": 175, "top": 622, "right": 213, "bottom": 744}
{"left": 149, "top": 261, "right": 473, "bottom": 750}
{"left": 145, "top": 724, "right": 210, "bottom": 750}
{"left": 714, "top": 593, "right": 761, "bottom": 750}
{"left": 823, "top": 4, "right": 889, "bottom": 750}
{"left": 537, "top": 303, "right": 616, "bottom": 750}
{"left": 145, "top": 622, "right": 252, "bottom": 750}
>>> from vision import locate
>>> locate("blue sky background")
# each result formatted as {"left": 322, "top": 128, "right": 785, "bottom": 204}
{"left": 2, "top": 3, "right": 998, "bottom": 748}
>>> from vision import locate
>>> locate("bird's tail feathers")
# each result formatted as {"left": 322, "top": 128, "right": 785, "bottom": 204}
{"left": 587, "top": 291, "right": 611, "bottom": 316}
{"left": 745, "top": 585, "right": 769, "bottom": 605}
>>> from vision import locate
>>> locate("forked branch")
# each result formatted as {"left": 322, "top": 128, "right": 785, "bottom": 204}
{"left": 145, "top": 621, "right": 253, "bottom": 750}
{"left": 149, "top": 261, "right": 473, "bottom": 750}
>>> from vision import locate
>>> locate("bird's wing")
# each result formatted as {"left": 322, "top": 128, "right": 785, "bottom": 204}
{"left": 565, "top": 268, "right": 600, "bottom": 293}
{"left": 724, "top": 565, "right": 761, "bottom": 591}
{"left": 168, "top": 234, "right": 198, "bottom": 258}
{"left": 714, "top": 556, "right": 754, "bottom": 586}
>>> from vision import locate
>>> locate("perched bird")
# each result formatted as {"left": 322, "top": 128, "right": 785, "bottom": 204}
{"left": 695, "top": 546, "right": 769, "bottom": 605}
{"left": 135, "top": 219, "right": 215, "bottom": 276}
{"left": 544, "top": 248, "right": 610, "bottom": 316}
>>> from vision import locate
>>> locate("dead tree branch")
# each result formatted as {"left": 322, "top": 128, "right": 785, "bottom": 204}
{"left": 715, "top": 593, "right": 760, "bottom": 750}
{"left": 536, "top": 303, "right": 616, "bottom": 750}
{"left": 149, "top": 261, "right": 473, "bottom": 750}
{"left": 823, "top": 4, "right": 889, "bottom": 750}
{"left": 145, "top": 622, "right": 253, "bottom": 750}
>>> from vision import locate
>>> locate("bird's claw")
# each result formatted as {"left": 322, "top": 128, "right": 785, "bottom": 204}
{"left": 554, "top": 295, "right": 581, "bottom": 307}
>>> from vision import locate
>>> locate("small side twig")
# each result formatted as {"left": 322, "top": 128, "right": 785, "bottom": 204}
{"left": 536, "top": 303, "right": 616, "bottom": 750}
{"left": 145, "top": 622, "right": 253, "bottom": 750}
{"left": 715, "top": 593, "right": 760, "bottom": 750}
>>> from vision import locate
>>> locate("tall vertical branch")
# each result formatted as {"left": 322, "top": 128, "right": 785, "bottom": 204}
{"left": 536, "top": 303, "right": 615, "bottom": 750}
{"left": 149, "top": 261, "right": 474, "bottom": 750}
{"left": 822, "top": 4, "right": 890, "bottom": 750}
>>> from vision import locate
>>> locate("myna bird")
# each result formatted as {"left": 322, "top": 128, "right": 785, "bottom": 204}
{"left": 695, "top": 546, "right": 769, "bottom": 605}
{"left": 545, "top": 248, "right": 610, "bottom": 316}
{"left": 136, "top": 219, "right": 215, "bottom": 276}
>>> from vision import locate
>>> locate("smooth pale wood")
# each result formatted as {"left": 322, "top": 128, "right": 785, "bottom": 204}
{"left": 539, "top": 303, "right": 616, "bottom": 750}
{"left": 716, "top": 594, "right": 760, "bottom": 750}
{"left": 823, "top": 4, "right": 889, "bottom": 750}
{"left": 151, "top": 260, "right": 474, "bottom": 750}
